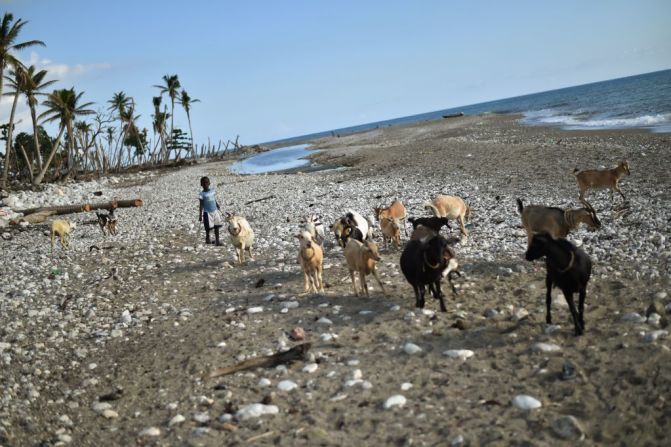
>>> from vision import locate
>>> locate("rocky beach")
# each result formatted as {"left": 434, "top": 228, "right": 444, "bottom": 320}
{"left": 1, "top": 114, "right": 670, "bottom": 446}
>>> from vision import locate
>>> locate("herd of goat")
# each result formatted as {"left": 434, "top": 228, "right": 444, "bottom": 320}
{"left": 289, "top": 160, "right": 630, "bottom": 337}
{"left": 48, "top": 160, "right": 630, "bottom": 336}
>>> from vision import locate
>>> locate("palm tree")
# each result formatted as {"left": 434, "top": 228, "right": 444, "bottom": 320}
{"left": 0, "top": 65, "right": 24, "bottom": 187}
{"left": 0, "top": 13, "right": 45, "bottom": 109}
{"left": 33, "top": 88, "right": 95, "bottom": 185}
{"left": 153, "top": 74, "right": 180, "bottom": 144}
{"left": 107, "top": 91, "right": 131, "bottom": 167}
{"left": 119, "top": 100, "right": 144, "bottom": 166}
{"left": 19, "top": 65, "right": 57, "bottom": 172}
{"left": 178, "top": 89, "right": 199, "bottom": 158}
{"left": 151, "top": 95, "right": 169, "bottom": 163}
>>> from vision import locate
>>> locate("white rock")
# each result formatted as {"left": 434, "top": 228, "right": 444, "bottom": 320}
{"left": 511, "top": 395, "right": 542, "bottom": 410}
{"left": 102, "top": 409, "right": 118, "bottom": 419}
{"left": 513, "top": 308, "right": 529, "bottom": 321}
{"left": 643, "top": 330, "right": 669, "bottom": 343}
{"left": 401, "top": 382, "right": 413, "bottom": 391}
{"left": 531, "top": 342, "right": 561, "bottom": 353}
{"left": 139, "top": 427, "right": 161, "bottom": 437}
{"left": 450, "top": 434, "right": 465, "bottom": 446}
{"left": 235, "top": 403, "right": 279, "bottom": 420}
{"left": 647, "top": 313, "right": 661, "bottom": 326}
{"left": 655, "top": 291, "right": 667, "bottom": 300}
{"left": 384, "top": 394, "right": 407, "bottom": 409}
{"left": 258, "top": 378, "right": 271, "bottom": 387}
{"left": 120, "top": 309, "right": 132, "bottom": 324}
{"left": 169, "top": 414, "right": 185, "bottom": 426}
{"left": 317, "top": 317, "right": 333, "bottom": 325}
{"left": 247, "top": 306, "right": 263, "bottom": 314}
{"left": 302, "top": 363, "right": 318, "bottom": 373}
{"left": 621, "top": 312, "right": 646, "bottom": 323}
{"left": 403, "top": 342, "right": 422, "bottom": 355}
{"left": 277, "top": 380, "right": 298, "bottom": 391}
{"left": 349, "top": 369, "right": 363, "bottom": 380}
{"left": 110, "top": 329, "right": 123, "bottom": 338}
{"left": 92, "top": 402, "right": 112, "bottom": 412}
{"left": 281, "top": 301, "right": 300, "bottom": 309}
{"left": 193, "top": 412, "right": 210, "bottom": 423}
{"left": 443, "top": 349, "right": 474, "bottom": 360}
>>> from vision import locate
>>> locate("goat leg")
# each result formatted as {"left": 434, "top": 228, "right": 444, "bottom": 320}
{"left": 349, "top": 270, "right": 359, "bottom": 297}
{"left": 578, "top": 288, "right": 586, "bottom": 333}
{"left": 360, "top": 269, "right": 369, "bottom": 297}
{"left": 433, "top": 280, "right": 447, "bottom": 312}
{"left": 414, "top": 285, "right": 425, "bottom": 309}
{"left": 563, "top": 289, "right": 582, "bottom": 336}
{"left": 371, "top": 268, "right": 387, "bottom": 296}
{"left": 447, "top": 271, "right": 461, "bottom": 295}
{"left": 545, "top": 275, "right": 553, "bottom": 324}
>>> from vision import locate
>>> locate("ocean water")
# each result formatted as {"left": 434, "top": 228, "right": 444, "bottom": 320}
{"left": 229, "top": 144, "right": 314, "bottom": 174}
{"left": 262, "top": 69, "right": 671, "bottom": 146}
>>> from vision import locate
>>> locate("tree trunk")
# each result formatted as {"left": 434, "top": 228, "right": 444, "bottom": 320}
{"left": 17, "top": 143, "right": 34, "bottom": 182}
{"left": 29, "top": 105, "right": 44, "bottom": 172}
{"left": 1, "top": 88, "right": 21, "bottom": 188}
{"left": 33, "top": 125, "right": 66, "bottom": 186}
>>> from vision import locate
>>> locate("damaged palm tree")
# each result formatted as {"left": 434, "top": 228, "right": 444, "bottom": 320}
{"left": 16, "top": 197, "right": 143, "bottom": 217}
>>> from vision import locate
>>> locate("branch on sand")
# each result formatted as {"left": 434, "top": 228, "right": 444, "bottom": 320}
{"left": 244, "top": 195, "right": 275, "bottom": 205}
{"left": 207, "top": 343, "right": 311, "bottom": 379}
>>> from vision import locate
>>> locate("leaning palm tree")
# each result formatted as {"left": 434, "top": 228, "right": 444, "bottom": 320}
{"left": 19, "top": 65, "right": 57, "bottom": 172}
{"left": 153, "top": 74, "right": 180, "bottom": 144}
{"left": 119, "top": 101, "right": 144, "bottom": 167}
{"left": 107, "top": 91, "right": 131, "bottom": 167}
{"left": 0, "top": 13, "right": 44, "bottom": 109}
{"left": 178, "top": 89, "right": 199, "bottom": 158}
{"left": 33, "top": 88, "right": 95, "bottom": 185}
{"left": 0, "top": 65, "right": 25, "bottom": 187}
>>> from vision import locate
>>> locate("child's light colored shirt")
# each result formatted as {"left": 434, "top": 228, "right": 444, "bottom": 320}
{"left": 199, "top": 188, "right": 219, "bottom": 213}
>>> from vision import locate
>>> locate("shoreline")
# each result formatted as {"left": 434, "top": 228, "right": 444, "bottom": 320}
{"left": 0, "top": 115, "right": 669, "bottom": 445}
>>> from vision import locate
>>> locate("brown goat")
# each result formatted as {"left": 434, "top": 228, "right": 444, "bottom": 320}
{"left": 380, "top": 217, "right": 401, "bottom": 249}
{"left": 517, "top": 199, "right": 601, "bottom": 247}
{"left": 296, "top": 230, "right": 324, "bottom": 294}
{"left": 574, "top": 160, "right": 630, "bottom": 203}
{"left": 424, "top": 195, "right": 471, "bottom": 237}
{"left": 374, "top": 199, "right": 407, "bottom": 236}
{"left": 343, "top": 239, "right": 386, "bottom": 297}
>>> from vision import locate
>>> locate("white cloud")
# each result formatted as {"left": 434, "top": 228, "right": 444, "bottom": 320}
{"left": 22, "top": 51, "right": 111, "bottom": 81}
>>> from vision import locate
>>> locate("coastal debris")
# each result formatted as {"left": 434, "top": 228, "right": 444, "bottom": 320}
{"left": 442, "top": 112, "right": 464, "bottom": 119}
{"left": 244, "top": 195, "right": 275, "bottom": 205}
{"left": 19, "top": 209, "right": 56, "bottom": 224}
{"left": 208, "top": 343, "right": 311, "bottom": 379}
{"left": 17, "top": 198, "right": 143, "bottom": 217}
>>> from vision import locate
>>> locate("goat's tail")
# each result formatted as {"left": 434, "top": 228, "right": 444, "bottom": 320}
{"left": 516, "top": 198, "right": 524, "bottom": 215}
{"left": 465, "top": 204, "right": 471, "bottom": 221}
{"left": 423, "top": 200, "right": 439, "bottom": 216}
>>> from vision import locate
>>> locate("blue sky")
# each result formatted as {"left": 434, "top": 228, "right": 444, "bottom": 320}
{"left": 2, "top": 0, "right": 670, "bottom": 146}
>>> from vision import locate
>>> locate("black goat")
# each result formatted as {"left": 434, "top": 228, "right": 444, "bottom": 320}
{"left": 408, "top": 216, "right": 452, "bottom": 232}
{"left": 400, "top": 235, "right": 459, "bottom": 312}
{"left": 525, "top": 233, "right": 592, "bottom": 336}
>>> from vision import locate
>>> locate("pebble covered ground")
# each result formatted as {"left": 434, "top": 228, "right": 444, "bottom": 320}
{"left": 0, "top": 114, "right": 669, "bottom": 446}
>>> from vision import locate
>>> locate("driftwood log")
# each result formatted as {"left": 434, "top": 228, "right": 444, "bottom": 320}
{"left": 16, "top": 198, "right": 143, "bottom": 217}
{"left": 208, "top": 343, "right": 311, "bottom": 379}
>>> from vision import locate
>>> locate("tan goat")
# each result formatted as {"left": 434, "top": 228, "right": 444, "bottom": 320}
{"left": 517, "top": 198, "right": 601, "bottom": 247}
{"left": 424, "top": 195, "right": 471, "bottom": 237}
{"left": 574, "top": 160, "right": 630, "bottom": 203}
{"left": 343, "top": 239, "right": 386, "bottom": 297}
{"left": 51, "top": 219, "right": 75, "bottom": 253}
{"left": 374, "top": 199, "right": 407, "bottom": 236}
{"left": 380, "top": 217, "right": 401, "bottom": 249}
{"left": 225, "top": 213, "right": 255, "bottom": 264}
{"left": 296, "top": 230, "right": 324, "bottom": 294}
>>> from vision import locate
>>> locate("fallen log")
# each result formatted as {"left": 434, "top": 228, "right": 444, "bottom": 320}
{"left": 208, "top": 343, "right": 311, "bottom": 379}
{"left": 16, "top": 198, "right": 143, "bottom": 216}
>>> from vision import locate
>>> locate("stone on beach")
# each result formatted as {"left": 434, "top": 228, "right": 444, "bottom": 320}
{"left": 511, "top": 395, "right": 542, "bottom": 410}
{"left": 384, "top": 395, "right": 407, "bottom": 409}
{"left": 235, "top": 403, "right": 279, "bottom": 420}
{"left": 443, "top": 349, "right": 474, "bottom": 360}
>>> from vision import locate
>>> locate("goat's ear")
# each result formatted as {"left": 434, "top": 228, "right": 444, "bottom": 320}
{"left": 225, "top": 211, "right": 232, "bottom": 218}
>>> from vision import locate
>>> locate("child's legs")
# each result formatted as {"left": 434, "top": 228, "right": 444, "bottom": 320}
{"left": 203, "top": 213, "right": 212, "bottom": 243}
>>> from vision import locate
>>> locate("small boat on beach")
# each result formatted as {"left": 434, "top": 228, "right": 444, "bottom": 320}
{"left": 442, "top": 112, "right": 464, "bottom": 119}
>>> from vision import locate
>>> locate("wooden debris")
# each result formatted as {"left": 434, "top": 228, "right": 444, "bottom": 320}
{"left": 244, "top": 195, "right": 275, "bottom": 205}
{"left": 17, "top": 198, "right": 143, "bottom": 217}
{"left": 208, "top": 343, "right": 311, "bottom": 379}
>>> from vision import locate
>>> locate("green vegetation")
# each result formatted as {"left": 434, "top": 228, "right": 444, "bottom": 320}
{"left": 0, "top": 11, "right": 207, "bottom": 189}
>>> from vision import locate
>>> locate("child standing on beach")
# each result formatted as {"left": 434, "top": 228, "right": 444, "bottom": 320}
{"left": 198, "top": 176, "right": 224, "bottom": 245}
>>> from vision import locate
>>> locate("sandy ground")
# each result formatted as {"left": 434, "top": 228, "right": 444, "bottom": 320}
{"left": 1, "top": 114, "right": 670, "bottom": 446}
